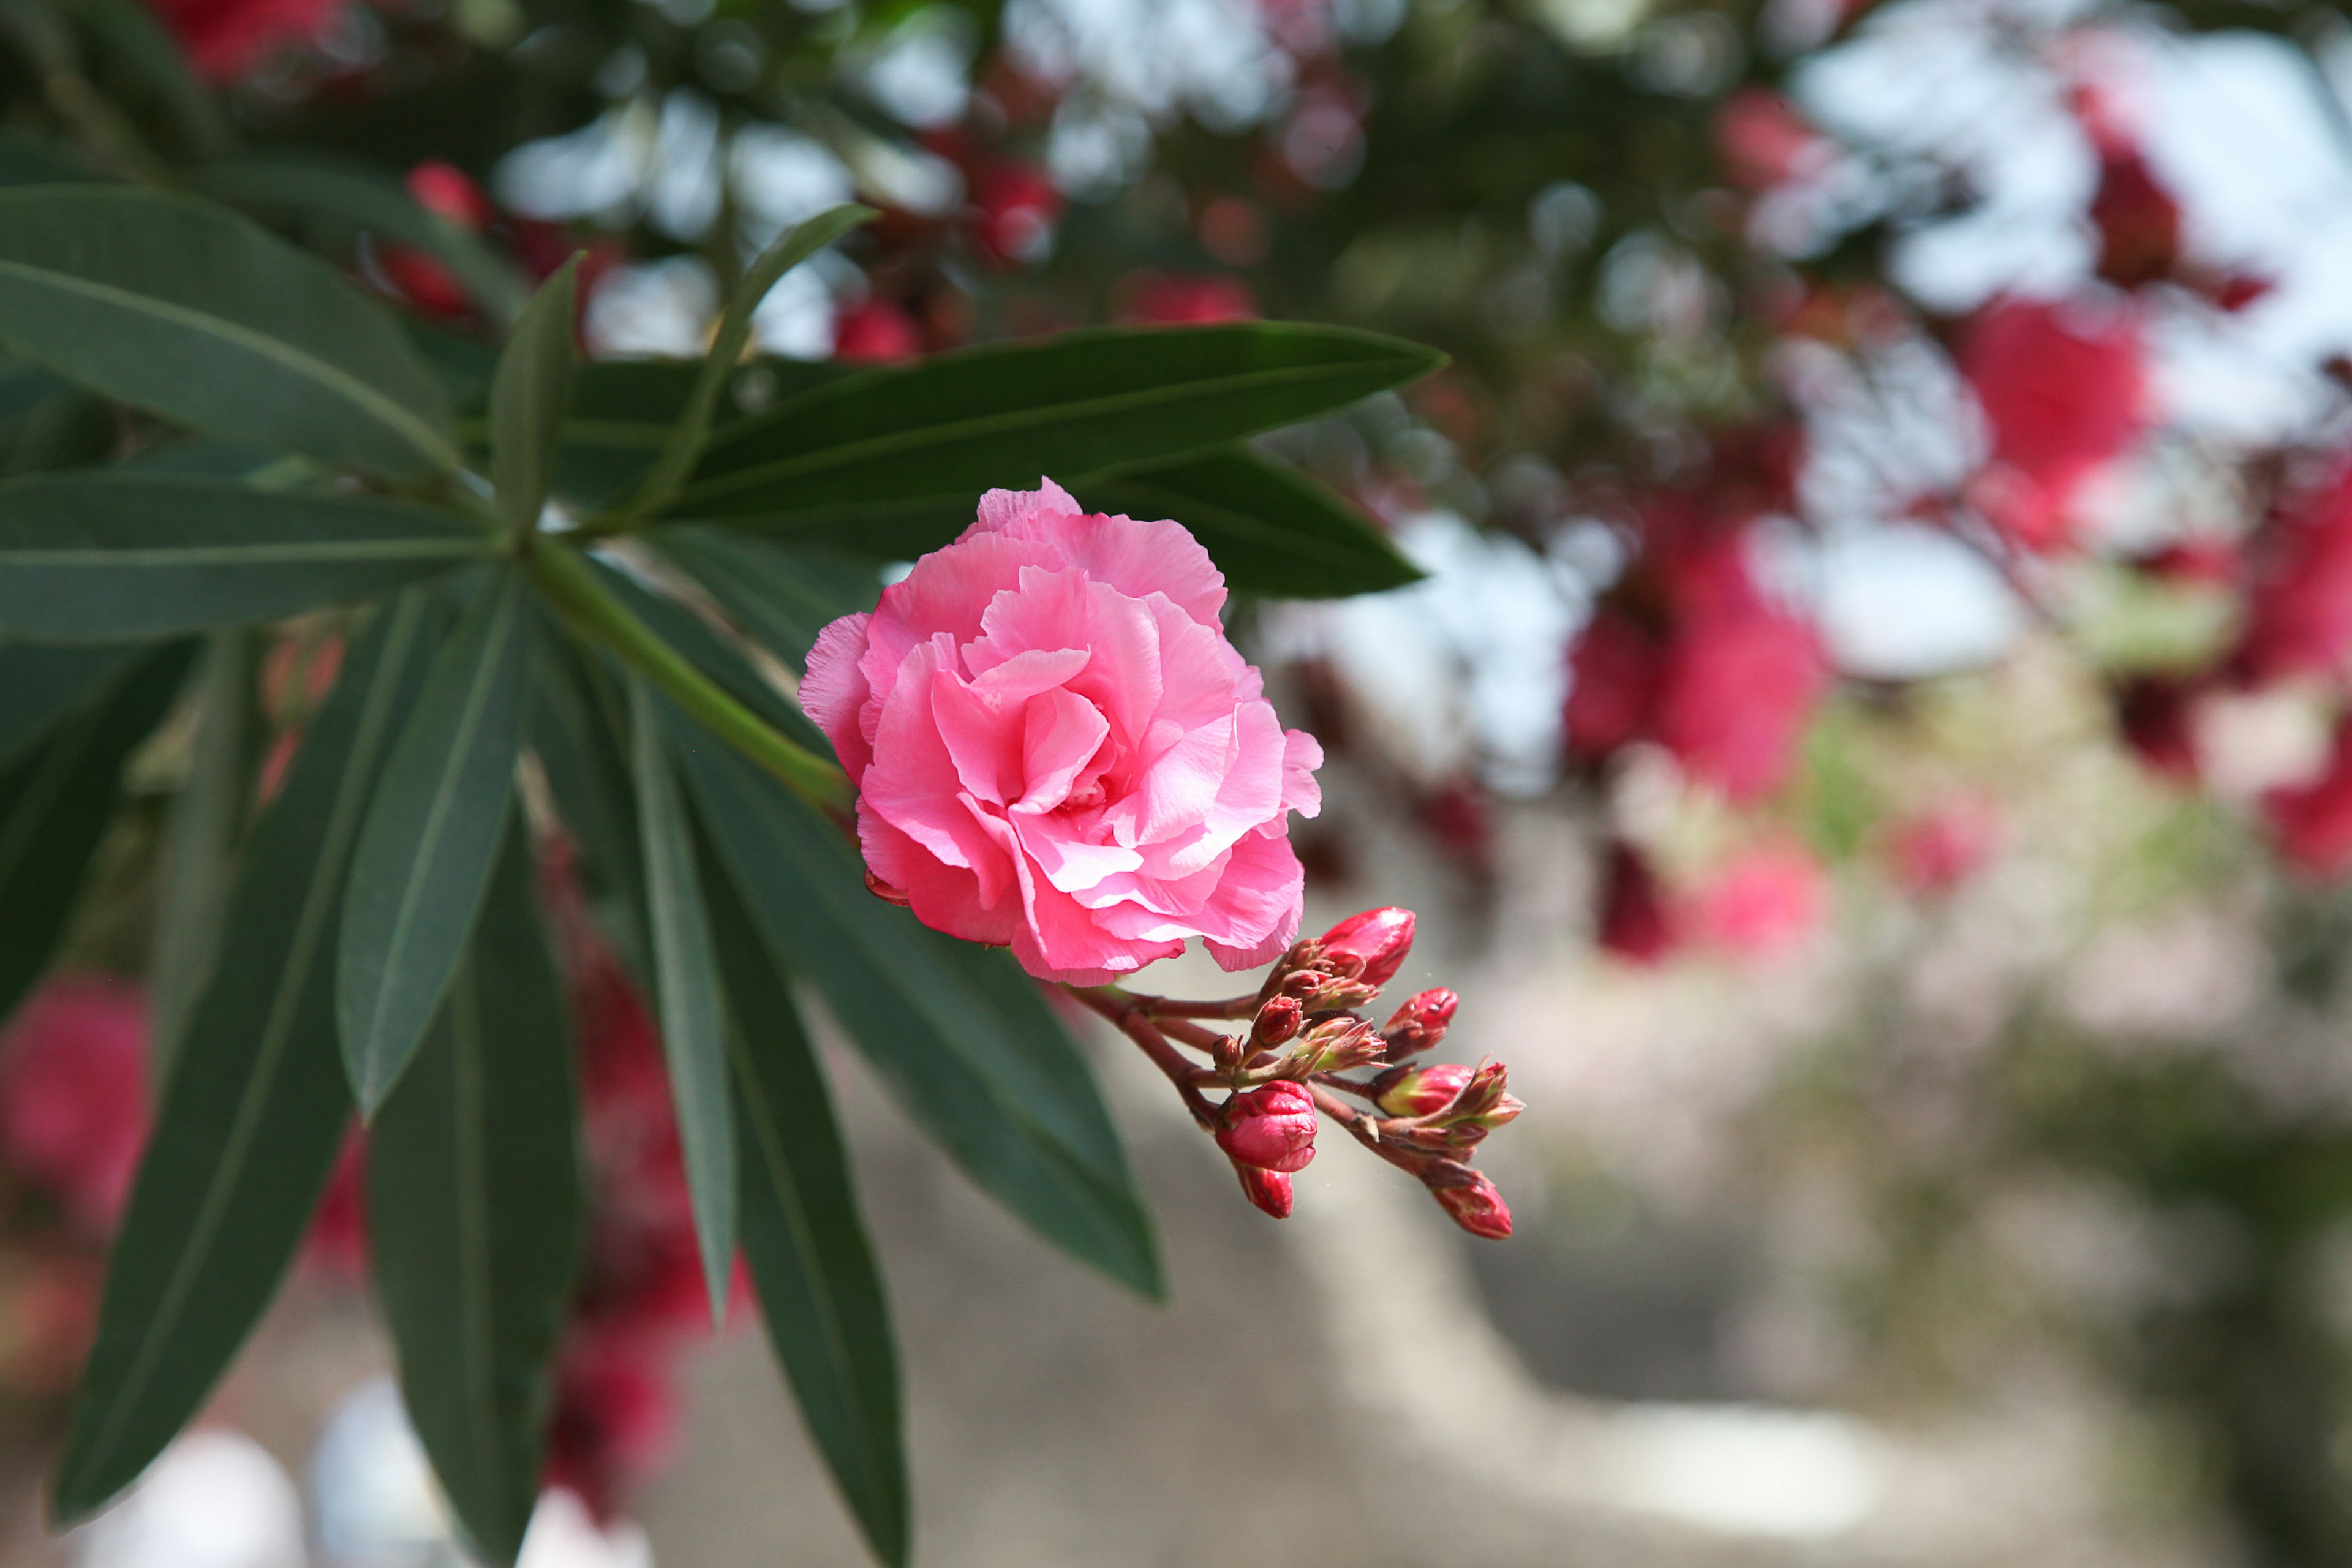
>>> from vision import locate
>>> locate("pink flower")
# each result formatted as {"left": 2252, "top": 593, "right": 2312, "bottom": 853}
{"left": 1564, "top": 608, "right": 1664, "bottom": 761}
{"left": 1884, "top": 797, "right": 2002, "bottom": 897}
{"left": 1958, "top": 296, "right": 2147, "bottom": 554}
{"left": 833, "top": 300, "right": 925, "bottom": 366}
{"left": 1654, "top": 605, "right": 1827, "bottom": 802}
{"left": 143, "top": 0, "right": 333, "bottom": 80}
{"left": 1689, "top": 841, "right": 1825, "bottom": 957}
{"left": 1213, "top": 1081, "right": 1318, "bottom": 1174}
{"left": 1118, "top": 272, "right": 1257, "bottom": 325}
{"left": 2266, "top": 717, "right": 2352, "bottom": 878}
{"left": 0, "top": 979, "right": 149, "bottom": 1235}
{"left": 1316, "top": 906, "right": 1415, "bottom": 988}
{"left": 1597, "top": 841, "right": 1676, "bottom": 964}
{"left": 804, "top": 480, "right": 1324, "bottom": 984}
{"left": 1371, "top": 1062, "right": 1472, "bottom": 1118}
{"left": 2238, "top": 459, "right": 2352, "bottom": 684}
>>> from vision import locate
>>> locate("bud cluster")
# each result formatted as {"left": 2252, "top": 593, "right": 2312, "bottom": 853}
{"left": 1079, "top": 907, "right": 1519, "bottom": 1240}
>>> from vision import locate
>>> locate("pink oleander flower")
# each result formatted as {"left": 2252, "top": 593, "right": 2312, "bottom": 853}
{"left": 1214, "top": 1081, "right": 1319, "bottom": 1174}
{"left": 0, "top": 979, "right": 150, "bottom": 1235}
{"left": 804, "top": 480, "right": 1324, "bottom": 984}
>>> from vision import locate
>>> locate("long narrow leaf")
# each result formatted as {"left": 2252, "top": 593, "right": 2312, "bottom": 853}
{"left": 489, "top": 258, "right": 579, "bottom": 534}
{"left": 369, "top": 819, "right": 583, "bottom": 1566}
{"left": 0, "top": 641, "right": 194, "bottom": 1025}
{"left": 665, "top": 323, "right": 1442, "bottom": 530}
{"left": 147, "top": 630, "right": 260, "bottom": 1089}
{"left": 0, "top": 639, "right": 140, "bottom": 768}
{"left": 0, "top": 475, "right": 488, "bottom": 641}
{"left": 0, "top": 187, "right": 458, "bottom": 480}
{"left": 526, "top": 614, "right": 648, "bottom": 978}
{"left": 54, "top": 594, "right": 439, "bottom": 1520}
{"left": 339, "top": 569, "right": 530, "bottom": 1115}
{"left": 653, "top": 527, "right": 880, "bottom": 670}
{"left": 700, "top": 834, "right": 906, "bottom": 1567}
{"left": 630, "top": 676, "right": 735, "bottom": 1322}
{"left": 673, "top": 727, "right": 1161, "bottom": 1297}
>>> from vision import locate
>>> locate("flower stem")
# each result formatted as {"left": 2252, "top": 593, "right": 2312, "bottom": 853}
{"left": 526, "top": 538, "right": 853, "bottom": 816}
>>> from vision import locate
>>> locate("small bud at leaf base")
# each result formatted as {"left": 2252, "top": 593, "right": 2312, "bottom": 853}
{"left": 1214, "top": 1080, "right": 1318, "bottom": 1173}
{"left": 1253, "top": 995, "right": 1304, "bottom": 1046}
{"left": 1381, "top": 987, "right": 1457, "bottom": 1058}
{"left": 1453, "top": 1060, "right": 1516, "bottom": 1123}
{"left": 1371, "top": 1061, "right": 1474, "bottom": 1118}
{"left": 1316, "top": 907, "right": 1417, "bottom": 989}
{"left": 1433, "top": 1172, "right": 1512, "bottom": 1239}
{"left": 1235, "top": 1163, "right": 1294, "bottom": 1219}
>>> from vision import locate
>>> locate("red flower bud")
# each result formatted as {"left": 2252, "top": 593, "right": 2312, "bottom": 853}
{"left": 1371, "top": 1061, "right": 1473, "bottom": 1118}
{"left": 1213, "top": 1080, "right": 1317, "bottom": 1174}
{"left": 1381, "top": 987, "right": 1457, "bottom": 1058}
{"left": 1431, "top": 1172, "right": 1512, "bottom": 1240}
{"left": 1316, "top": 907, "right": 1416, "bottom": 989}
{"left": 1234, "top": 1163, "right": 1293, "bottom": 1219}
{"left": 1253, "top": 994, "right": 1304, "bottom": 1046}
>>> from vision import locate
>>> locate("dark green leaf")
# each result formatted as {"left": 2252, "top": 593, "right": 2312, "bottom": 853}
{"left": 1080, "top": 448, "right": 1423, "bottom": 598}
{"left": 654, "top": 526, "right": 880, "bottom": 670}
{"left": 78, "top": 0, "right": 229, "bottom": 158}
{"left": 664, "top": 323, "right": 1442, "bottom": 534}
{"left": 586, "top": 556, "right": 818, "bottom": 748}
{"left": 0, "top": 474, "right": 488, "bottom": 641}
{"left": 700, "top": 839, "right": 905, "bottom": 1568}
{"left": 198, "top": 157, "right": 529, "bottom": 327}
{"left": 339, "top": 570, "right": 529, "bottom": 1115}
{"left": 526, "top": 614, "right": 647, "bottom": 975}
{"left": 147, "top": 630, "right": 262, "bottom": 1089}
{"left": 0, "top": 639, "right": 140, "bottom": 767}
{"left": 54, "top": 594, "right": 439, "bottom": 1521}
{"left": 625, "top": 206, "right": 875, "bottom": 518}
{"left": 0, "top": 640, "right": 194, "bottom": 1025}
{"left": 489, "top": 257, "right": 579, "bottom": 533}
{"left": 673, "top": 728, "right": 1161, "bottom": 1297}
{"left": 631, "top": 676, "right": 734, "bottom": 1321}
{"left": 0, "top": 187, "right": 458, "bottom": 479}
{"left": 369, "top": 818, "right": 583, "bottom": 1566}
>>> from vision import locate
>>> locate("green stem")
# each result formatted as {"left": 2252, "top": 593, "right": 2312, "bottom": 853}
{"left": 526, "top": 539, "right": 853, "bottom": 816}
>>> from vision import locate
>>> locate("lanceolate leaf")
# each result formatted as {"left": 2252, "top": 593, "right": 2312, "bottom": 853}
{"left": 662, "top": 323, "right": 1442, "bottom": 532}
{"left": 673, "top": 728, "right": 1161, "bottom": 1297}
{"left": 147, "top": 630, "right": 262, "bottom": 1090}
{"left": 587, "top": 556, "right": 820, "bottom": 747}
{"left": 1080, "top": 448, "right": 1423, "bottom": 599}
{"left": 339, "top": 570, "right": 530, "bottom": 1115}
{"left": 197, "top": 157, "right": 529, "bottom": 326}
{"left": 654, "top": 527, "right": 880, "bottom": 669}
{"left": 527, "top": 617, "right": 647, "bottom": 977}
{"left": 369, "top": 820, "right": 583, "bottom": 1567}
{"left": 0, "top": 187, "right": 458, "bottom": 480}
{"left": 0, "top": 639, "right": 140, "bottom": 768}
{"left": 630, "top": 676, "right": 736, "bottom": 1322}
{"left": 489, "top": 258, "right": 579, "bottom": 534}
{"left": 0, "top": 640, "right": 194, "bottom": 1026}
{"left": 0, "top": 475, "right": 488, "bottom": 641}
{"left": 700, "top": 840, "right": 906, "bottom": 1568}
{"left": 54, "top": 595, "right": 439, "bottom": 1521}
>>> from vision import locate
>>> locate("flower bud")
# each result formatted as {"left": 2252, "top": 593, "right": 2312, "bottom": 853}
{"left": 1380, "top": 987, "right": 1457, "bottom": 1058}
{"left": 1253, "top": 995, "right": 1304, "bottom": 1047}
{"left": 1214, "top": 1081, "right": 1318, "bottom": 1174}
{"left": 1431, "top": 1171, "right": 1512, "bottom": 1240}
{"left": 1316, "top": 907, "right": 1417, "bottom": 989}
{"left": 1453, "top": 1061, "right": 1520, "bottom": 1125}
{"left": 1371, "top": 1061, "right": 1474, "bottom": 1118}
{"left": 1295, "top": 1017, "right": 1382, "bottom": 1074}
{"left": 1234, "top": 1163, "right": 1294, "bottom": 1219}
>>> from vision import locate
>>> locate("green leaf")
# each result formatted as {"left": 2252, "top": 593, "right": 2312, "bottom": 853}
{"left": 625, "top": 205, "right": 876, "bottom": 519}
{"left": 147, "top": 630, "right": 262, "bottom": 1090}
{"left": 369, "top": 817, "right": 583, "bottom": 1566}
{"left": 664, "top": 323, "right": 1442, "bottom": 533}
{"left": 518, "top": 358, "right": 848, "bottom": 511}
{"left": 198, "top": 156, "right": 529, "bottom": 326}
{"left": 526, "top": 615, "right": 647, "bottom": 976}
{"left": 489, "top": 257, "right": 580, "bottom": 534}
{"left": 1080, "top": 448, "right": 1423, "bottom": 598}
{"left": 654, "top": 527, "right": 880, "bottom": 670}
{"left": 700, "top": 840, "right": 905, "bottom": 1568}
{"left": 0, "top": 639, "right": 140, "bottom": 768}
{"left": 77, "top": 0, "right": 230, "bottom": 158}
{"left": 0, "top": 474, "right": 488, "bottom": 641}
{"left": 54, "top": 594, "right": 439, "bottom": 1521}
{"left": 587, "top": 556, "right": 818, "bottom": 747}
{"left": 339, "top": 570, "right": 529, "bottom": 1115}
{"left": 0, "top": 639, "right": 194, "bottom": 1025}
{"left": 630, "top": 675, "right": 735, "bottom": 1322}
{"left": 0, "top": 186, "right": 458, "bottom": 479}
{"left": 672, "top": 729, "right": 1161, "bottom": 1297}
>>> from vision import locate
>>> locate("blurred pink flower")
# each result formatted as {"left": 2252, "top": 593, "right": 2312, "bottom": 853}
{"left": 1118, "top": 273, "right": 1257, "bottom": 325}
{"left": 2237, "top": 460, "right": 2352, "bottom": 684}
{"left": 804, "top": 479, "right": 1324, "bottom": 984}
{"left": 2264, "top": 717, "right": 2352, "bottom": 878}
{"left": 1597, "top": 841, "right": 1676, "bottom": 965}
{"left": 1885, "top": 797, "right": 2002, "bottom": 896}
{"left": 1689, "top": 842, "right": 1826, "bottom": 957}
{"left": 833, "top": 299, "right": 925, "bottom": 365}
{"left": 1959, "top": 296, "right": 2147, "bottom": 555}
{"left": 1654, "top": 605, "right": 1828, "bottom": 803}
{"left": 144, "top": 0, "right": 332, "bottom": 80}
{"left": 0, "top": 979, "right": 149, "bottom": 1235}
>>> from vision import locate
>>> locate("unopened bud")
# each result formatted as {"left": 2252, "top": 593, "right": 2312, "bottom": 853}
{"left": 1253, "top": 995, "right": 1304, "bottom": 1047}
{"left": 1453, "top": 1060, "right": 1519, "bottom": 1125}
{"left": 1396, "top": 1120, "right": 1489, "bottom": 1155}
{"left": 1370, "top": 1061, "right": 1474, "bottom": 1118}
{"left": 1298, "top": 1017, "right": 1382, "bottom": 1072}
{"left": 1234, "top": 1162, "right": 1293, "bottom": 1219}
{"left": 1381, "top": 987, "right": 1458, "bottom": 1059}
{"left": 1316, "top": 907, "right": 1417, "bottom": 990}
{"left": 1213, "top": 1080, "right": 1318, "bottom": 1174}
{"left": 1430, "top": 1170, "right": 1512, "bottom": 1240}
